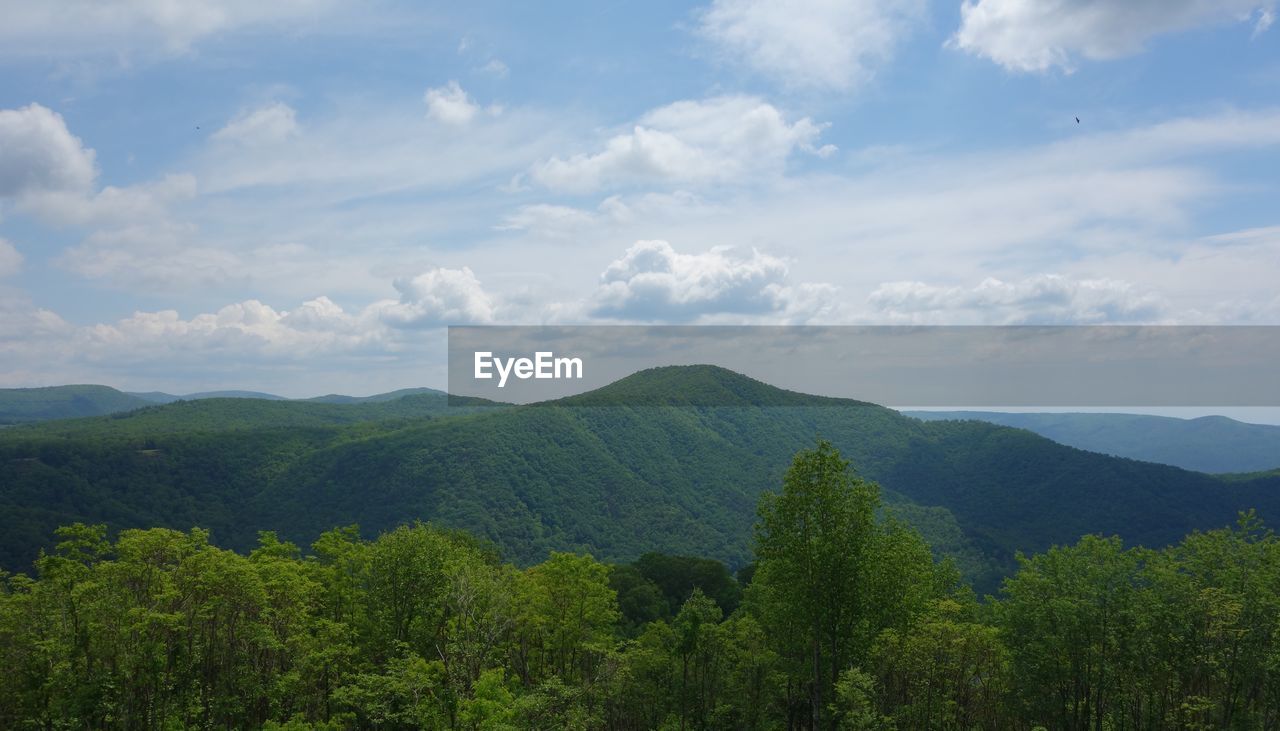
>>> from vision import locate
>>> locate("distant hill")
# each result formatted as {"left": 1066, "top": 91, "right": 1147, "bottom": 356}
{"left": 7, "top": 392, "right": 504, "bottom": 438}
{"left": 0, "top": 385, "right": 153, "bottom": 425}
{"left": 131, "top": 388, "right": 444, "bottom": 405}
{"left": 129, "top": 390, "right": 287, "bottom": 403}
{"left": 308, "top": 387, "right": 446, "bottom": 404}
{"left": 906, "top": 411, "right": 1280, "bottom": 473}
{"left": 3, "top": 366, "right": 1279, "bottom": 593}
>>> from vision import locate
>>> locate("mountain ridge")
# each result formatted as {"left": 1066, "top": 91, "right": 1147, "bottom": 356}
{"left": 907, "top": 410, "right": 1280, "bottom": 473}
{"left": 4, "top": 366, "right": 1278, "bottom": 593}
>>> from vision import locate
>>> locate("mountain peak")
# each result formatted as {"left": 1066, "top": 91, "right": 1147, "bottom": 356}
{"left": 551, "top": 364, "right": 856, "bottom": 407}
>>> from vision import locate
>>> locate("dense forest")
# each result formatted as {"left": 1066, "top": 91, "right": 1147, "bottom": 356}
{"left": 908, "top": 411, "right": 1280, "bottom": 474}
{"left": 0, "top": 385, "right": 155, "bottom": 425}
{"left": 3, "top": 441, "right": 1278, "bottom": 730}
{"left": 3, "top": 367, "right": 1279, "bottom": 595}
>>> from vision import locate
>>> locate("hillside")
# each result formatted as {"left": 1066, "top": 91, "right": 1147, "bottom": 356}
{"left": 908, "top": 410, "right": 1280, "bottom": 473}
{"left": 3, "top": 366, "right": 1278, "bottom": 592}
{"left": 2, "top": 391, "right": 504, "bottom": 438}
{"left": 307, "top": 387, "right": 446, "bottom": 404}
{"left": 0, "top": 385, "right": 153, "bottom": 424}
{"left": 128, "top": 389, "right": 288, "bottom": 404}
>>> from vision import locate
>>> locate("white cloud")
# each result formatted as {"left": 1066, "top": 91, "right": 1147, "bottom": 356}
{"left": 497, "top": 204, "right": 599, "bottom": 238}
{"left": 0, "top": 103, "right": 97, "bottom": 197}
{"left": 213, "top": 102, "right": 300, "bottom": 145}
{"left": 376, "top": 267, "right": 496, "bottom": 327}
{"left": 60, "top": 222, "right": 243, "bottom": 290}
{"left": 0, "top": 0, "right": 338, "bottom": 57}
{"left": 478, "top": 59, "right": 509, "bottom": 78}
{"left": 0, "top": 291, "right": 71, "bottom": 343}
{"left": 425, "top": 81, "right": 482, "bottom": 125}
{"left": 697, "top": 0, "right": 925, "bottom": 90}
{"left": 587, "top": 239, "right": 838, "bottom": 323}
{"left": 0, "top": 267, "right": 498, "bottom": 390}
{"left": 952, "top": 0, "right": 1277, "bottom": 72}
{"left": 20, "top": 173, "right": 197, "bottom": 228}
{"left": 867, "top": 275, "right": 1170, "bottom": 324}
{"left": 497, "top": 192, "right": 717, "bottom": 243}
{"left": 531, "top": 96, "right": 831, "bottom": 192}
{"left": 0, "top": 239, "right": 22, "bottom": 278}
{"left": 80, "top": 296, "right": 380, "bottom": 362}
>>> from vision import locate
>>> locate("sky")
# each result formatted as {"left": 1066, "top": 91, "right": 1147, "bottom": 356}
{"left": 0, "top": 0, "right": 1278, "bottom": 397}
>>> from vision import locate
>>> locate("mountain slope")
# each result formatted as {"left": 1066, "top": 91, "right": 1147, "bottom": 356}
{"left": 129, "top": 390, "right": 287, "bottom": 403}
{"left": 907, "top": 411, "right": 1280, "bottom": 473}
{"left": 3, "top": 392, "right": 504, "bottom": 438}
{"left": 3, "top": 366, "right": 1278, "bottom": 593}
{"left": 0, "top": 385, "right": 153, "bottom": 424}
{"left": 307, "top": 387, "right": 446, "bottom": 404}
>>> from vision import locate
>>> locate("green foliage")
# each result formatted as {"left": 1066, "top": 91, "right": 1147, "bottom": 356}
{"left": 909, "top": 410, "right": 1280, "bottom": 474}
{"left": 0, "top": 384, "right": 153, "bottom": 424}
{"left": 5, "top": 366, "right": 1280, "bottom": 601}
{"left": 750, "top": 440, "right": 948, "bottom": 729}
{"left": 3, "top": 442, "right": 1280, "bottom": 729}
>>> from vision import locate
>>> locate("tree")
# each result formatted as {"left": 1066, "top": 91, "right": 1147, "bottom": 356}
{"left": 999, "top": 535, "right": 1140, "bottom": 731}
{"left": 750, "top": 440, "right": 885, "bottom": 729}
{"left": 514, "top": 551, "right": 619, "bottom": 686}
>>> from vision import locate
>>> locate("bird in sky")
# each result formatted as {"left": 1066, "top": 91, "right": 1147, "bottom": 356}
{"left": 1075, "top": 117, "right": 1080, "bottom": 124}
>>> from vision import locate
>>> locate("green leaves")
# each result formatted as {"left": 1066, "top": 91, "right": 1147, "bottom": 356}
{"left": 3, "top": 442, "right": 1280, "bottom": 730}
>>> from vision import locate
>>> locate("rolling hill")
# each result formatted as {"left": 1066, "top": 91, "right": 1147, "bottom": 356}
{"left": 130, "top": 389, "right": 288, "bottom": 403}
{"left": 907, "top": 411, "right": 1280, "bottom": 473}
{"left": 0, "top": 385, "right": 153, "bottom": 425}
{"left": 3, "top": 366, "right": 1278, "bottom": 593}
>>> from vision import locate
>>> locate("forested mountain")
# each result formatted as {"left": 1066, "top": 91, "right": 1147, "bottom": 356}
{"left": 4, "top": 443, "right": 1278, "bottom": 730}
{"left": 908, "top": 410, "right": 1280, "bottom": 473}
{"left": 131, "top": 388, "right": 446, "bottom": 405}
{"left": 3, "top": 366, "right": 1278, "bottom": 592}
{"left": 0, "top": 385, "right": 153, "bottom": 424}
{"left": 308, "top": 387, "right": 447, "bottom": 404}
{"left": 0, "top": 385, "right": 447, "bottom": 422}
{"left": 131, "top": 389, "right": 289, "bottom": 403}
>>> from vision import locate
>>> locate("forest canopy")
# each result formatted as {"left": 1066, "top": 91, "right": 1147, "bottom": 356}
{"left": 2, "top": 441, "right": 1278, "bottom": 730}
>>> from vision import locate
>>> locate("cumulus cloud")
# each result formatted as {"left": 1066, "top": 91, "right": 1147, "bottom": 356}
{"left": 0, "top": 292, "right": 71, "bottom": 343}
{"left": 0, "top": 265, "right": 503, "bottom": 388}
{"left": 952, "top": 0, "right": 1277, "bottom": 72}
{"left": 531, "top": 96, "right": 832, "bottom": 192}
{"left": 0, "top": 103, "right": 97, "bottom": 197}
{"left": 425, "top": 81, "right": 483, "bottom": 125}
{"left": 587, "top": 239, "right": 838, "bottom": 323}
{"left": 21, "top": 173, "right": 197, "bottom": 229}
{"left": 376, "top": 267, "right": 496, "bottom": 328}
{"left": 0, "top": 103, "right": 220, "bottom": 290}
{"left": 213, "top": 102, "right": 300, "bottom": 145}
{"left": 0, "top": 0, "right": 337, "bottom": 57}
{"left": 0, "top": 239, "right": 22, "bottom": 278}
{"left": 80, "top": 296, "right": 380, "bottom": 362}
{"left": 867, "top": 275, "right": 1170, "bottom": 324}
{"left": 697, "top": 0, "right": 925, "bottom": 90}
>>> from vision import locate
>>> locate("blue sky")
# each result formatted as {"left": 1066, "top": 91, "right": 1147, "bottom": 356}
{"left": 0, "top": 0, "right": 1278, "bottom": 396}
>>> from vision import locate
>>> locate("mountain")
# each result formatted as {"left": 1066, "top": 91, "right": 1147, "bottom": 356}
{"left": 133, "top": 388, "right": 445, "bottom": 406}
{"left": 307, "top": 387, "right": 446, "bottom": 404}
{"left": 907, "top": 411, "right": 1280, "bottom": 473}
{"left": 3, "top": 366, "right": 1278, "bottom": 593}
{"left": 8, "top": 392, "right": 504, "bottom": 438}
{"left": 10, "top": 386, "right": 447, "bottom": 420}
{"left": 129, "top": 390, "right": 287, "bottom": 403}
{"left": 0, "top": 385, "right": 153, "bottom": 425}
